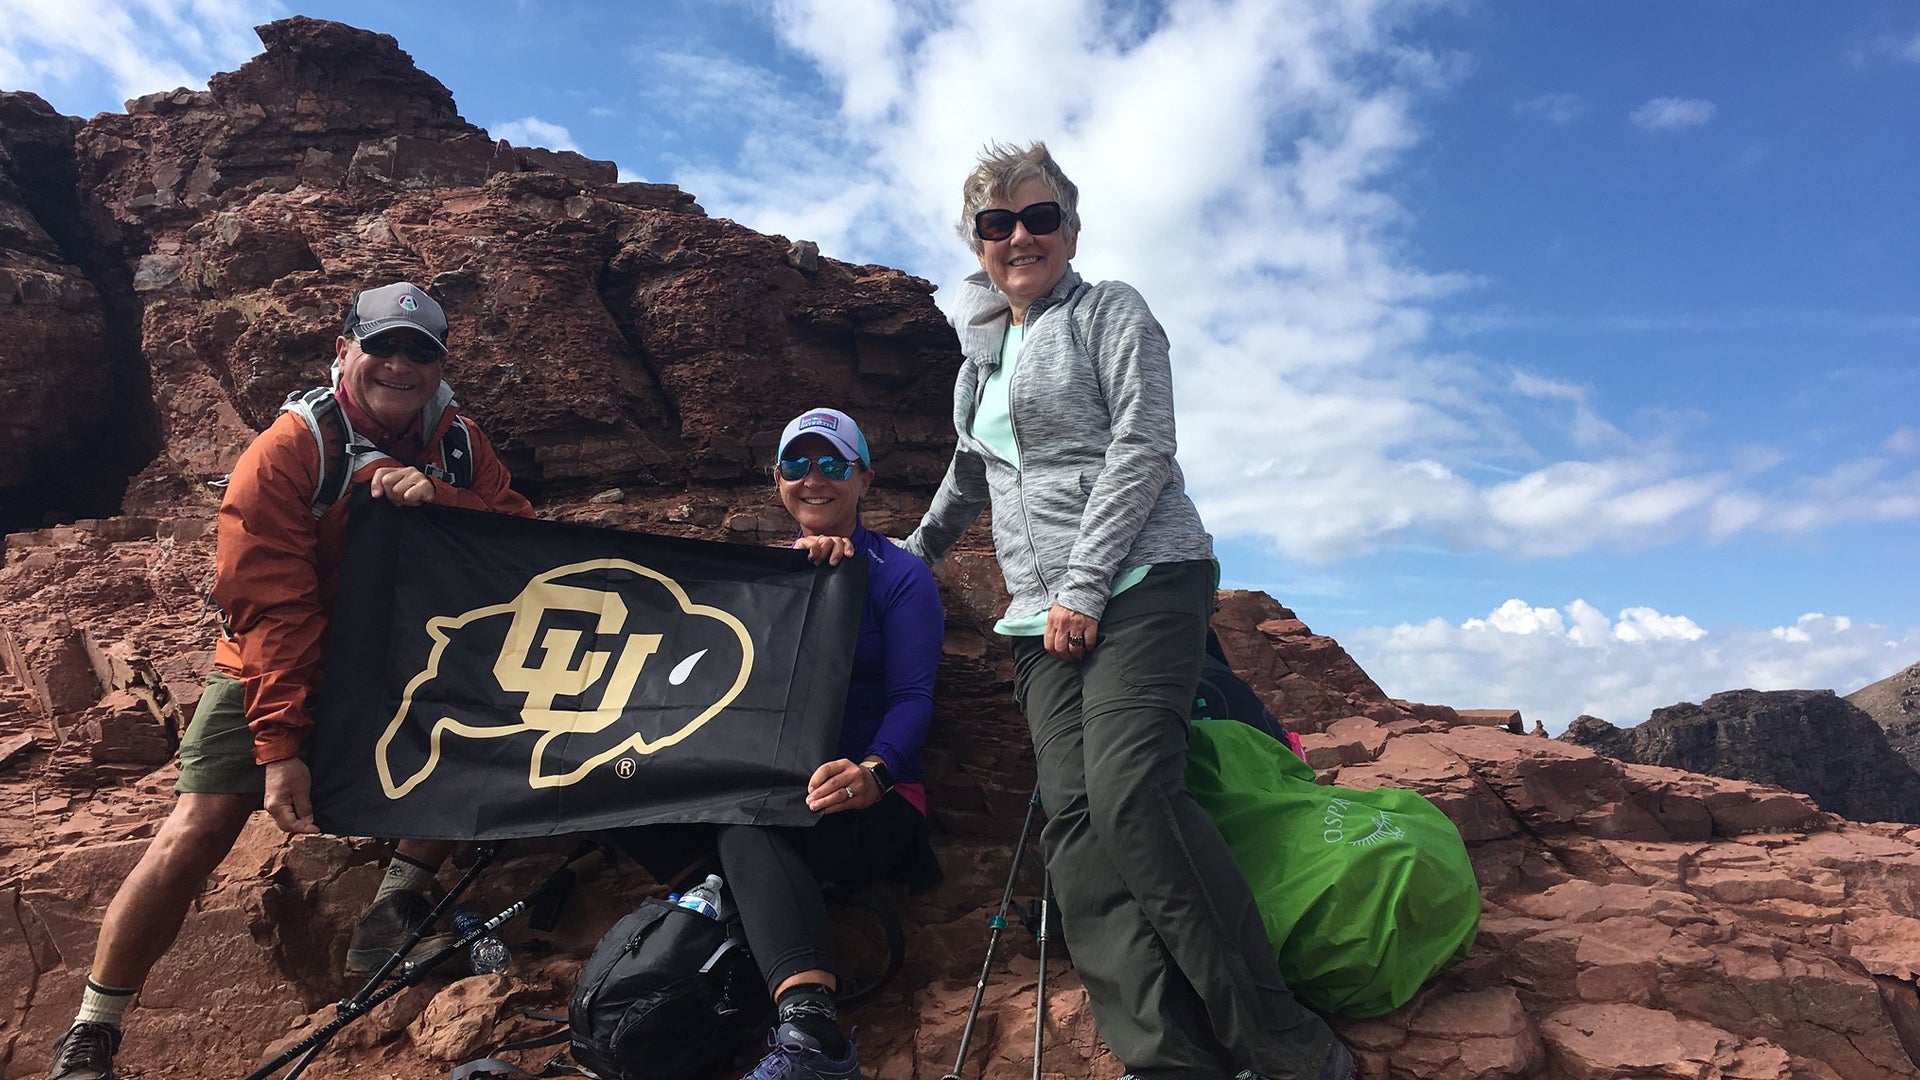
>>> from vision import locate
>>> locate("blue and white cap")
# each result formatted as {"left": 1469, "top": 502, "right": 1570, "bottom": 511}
{"left": 343, "top": 281, "right": 449, "bottom": 354}
{"left": 778, "top": 407, "right": 871, "bottom": 466}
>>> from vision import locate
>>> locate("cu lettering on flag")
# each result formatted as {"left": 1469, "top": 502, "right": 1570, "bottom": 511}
{"left": 374, "top": 559, "right": 755, "bottom": 798}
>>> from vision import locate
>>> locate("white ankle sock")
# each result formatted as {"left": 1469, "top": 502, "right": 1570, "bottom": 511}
{"left": 74, "top": 978, "right": 136, "bottom": 1028}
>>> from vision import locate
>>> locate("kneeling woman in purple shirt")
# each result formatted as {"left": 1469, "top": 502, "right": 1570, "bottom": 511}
{"left": 728, "top": 407, "right": 945, "bottom": 1080}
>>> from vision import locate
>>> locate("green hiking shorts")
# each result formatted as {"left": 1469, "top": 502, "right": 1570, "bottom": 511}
{"left": 174, "top": 671, "right": 266, "bottom": 796}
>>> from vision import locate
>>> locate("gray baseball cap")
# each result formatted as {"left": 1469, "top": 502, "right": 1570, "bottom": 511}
{"left": 343, "top": 282, "right": 448, "bottom": 354}
{"left": 778, "top": 407, "right": 871, "bottom": 466}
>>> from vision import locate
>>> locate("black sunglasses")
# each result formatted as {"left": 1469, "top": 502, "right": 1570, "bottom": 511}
{"left": 778, "top": 455, "right": 858, "bottom": 481}
{"left": 973, "top": 200, "right": 1064, "bottom": 242}
{"left": 356, "top": 333, "right": 444, "bottom": 364}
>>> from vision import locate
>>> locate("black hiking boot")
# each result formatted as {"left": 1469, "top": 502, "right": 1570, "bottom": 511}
{"left": 48, "top": 1021, "right": 120, "bottom": 1080}
{"left": 345, "top": 892, "right": 454, "bottom": 975}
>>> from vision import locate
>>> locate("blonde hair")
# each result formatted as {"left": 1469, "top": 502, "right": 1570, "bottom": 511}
{"left": 956, "top": 140, "right": 1081, "bottom": 254}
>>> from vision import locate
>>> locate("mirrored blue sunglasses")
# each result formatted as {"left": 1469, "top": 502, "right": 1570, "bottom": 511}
{"left": 778, "top": 455, "right": 858, "bottom": 481}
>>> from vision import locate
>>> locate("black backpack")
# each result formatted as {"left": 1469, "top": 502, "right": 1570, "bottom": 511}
{"left": 568, "top": 897, "right": 771, "bottom": 1080}
{"left": 1193, "top": 630, "right": 1289, "bottom": 744}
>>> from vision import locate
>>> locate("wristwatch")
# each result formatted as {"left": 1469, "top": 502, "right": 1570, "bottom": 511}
{"left": 859, "top": 758, "right": 895, "bottom": 795}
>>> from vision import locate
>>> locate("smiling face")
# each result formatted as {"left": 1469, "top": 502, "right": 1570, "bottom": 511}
{"left": 976, "top": 175, "right": 1078, "bottom": 322}
{"left": 336, "top": 330, "right": 443, "bottom": 433}
{"left": 777, "top": 433, "right": 871, "bottom": 538}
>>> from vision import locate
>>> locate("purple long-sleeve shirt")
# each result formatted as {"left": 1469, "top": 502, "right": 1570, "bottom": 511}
{"left": 835, "top": 525, "right": 943, "bottom": 811}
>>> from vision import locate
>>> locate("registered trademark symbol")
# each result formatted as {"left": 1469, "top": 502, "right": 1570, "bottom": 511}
{"left": 615, "top": 758, "right": 636, "bottom": 779}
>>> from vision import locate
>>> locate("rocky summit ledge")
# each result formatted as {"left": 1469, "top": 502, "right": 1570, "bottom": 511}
{"left": 2, "top": 15, "right": 1918, "bottom": 1080}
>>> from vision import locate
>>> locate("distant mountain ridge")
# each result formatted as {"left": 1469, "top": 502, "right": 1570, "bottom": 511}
{"left": 1847, "top": 659, "right": 1920, "bottom": 774}
{"left": 1562, "top": 688, "right": 1920, "bottom": 824}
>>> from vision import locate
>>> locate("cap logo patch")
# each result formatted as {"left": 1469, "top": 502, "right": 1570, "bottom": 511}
{"left": 398, "top": 294, "right": 419, "bottom": 312}
{"left": 798, "top": 412, "right": 839, "bottom": 432}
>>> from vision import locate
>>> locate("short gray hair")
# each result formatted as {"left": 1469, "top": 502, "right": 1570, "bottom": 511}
{"left": 956, "top": 141, "right": 1081, "bottom": 255}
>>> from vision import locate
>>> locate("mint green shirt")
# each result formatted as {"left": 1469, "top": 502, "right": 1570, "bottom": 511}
{"left": 973, "top": 323, "right": 1022, "bottom": 467}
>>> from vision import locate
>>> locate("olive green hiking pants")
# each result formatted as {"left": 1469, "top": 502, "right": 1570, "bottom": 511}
{"left": 1012, "top": 561, "right": 1335, "bottom": 1080}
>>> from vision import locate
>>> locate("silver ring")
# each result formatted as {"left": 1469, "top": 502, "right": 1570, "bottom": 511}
{"left": 1068, "top": 636, "right": 1085, "bottom": 646}
{"left": 844, "top": 786, "right": 855, "bottom": 801}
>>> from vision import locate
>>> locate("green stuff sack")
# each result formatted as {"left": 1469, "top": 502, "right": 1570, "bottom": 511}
{"left": 1185, "top": 720, "right": 1479, "bottom": 1017}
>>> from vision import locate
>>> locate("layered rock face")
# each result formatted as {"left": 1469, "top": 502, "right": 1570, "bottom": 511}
{"left": 1563, "top": 690, "right": 1920, "bottom": 825}
{"left": 22, "top": 14, "right": 958, "bottom": 522}
{"left": 3, "top": 17, "right": 1919, "bottom": 1080}
{"left": 0, "top": 94, "right": 160, "bottom": 534}
{"left": 1849, "top": 660, "right": 1920, "bottom": 775}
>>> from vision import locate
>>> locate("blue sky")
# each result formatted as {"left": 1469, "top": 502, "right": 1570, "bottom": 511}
{"left": 6, "top": 0, "right": 1917, "bottom": 731}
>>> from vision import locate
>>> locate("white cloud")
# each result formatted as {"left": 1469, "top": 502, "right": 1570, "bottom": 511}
{"left": 1883, "top": 33, "right": 1920, "bottom": 64}
{"left": 644, "top": 1, "right": 1917, "bottom": 565}
{"left": 12, "top": 2, "right": 1914, "bottom": 570}
{"left": 1630, "top": 96, "right": 1717, "bottom": 131}
{"left": 1614, "top": 606, "right": 1706, "bottom": 643}
{"left": 1464, "top": 598, "right": 1565, "bottom": 635}
{"left": 1514, "top": 91, "right": 1580, "bottom": 124}
{"left": 1565, "top": 599, "right": 1612, "bottom": 646}
{"left": 491, "top": 116, "right": 579, "bottom": 152}
{"left": 1349, "top": 601, "right": 1918, "bottom": 732}
{"left": 0, "top": 0, "right": 266, "bottom": 110}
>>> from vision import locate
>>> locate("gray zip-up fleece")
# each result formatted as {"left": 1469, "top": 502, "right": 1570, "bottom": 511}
{"left": 904, "top": 267, "right": 1213, "bottom": 624}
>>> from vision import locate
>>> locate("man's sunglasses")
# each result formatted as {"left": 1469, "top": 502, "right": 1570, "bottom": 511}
{"left": 356, "top": 333, "right": 444, "bottom": 364}
{"left": 778, "top": 455, "right": 859, "bottom": 481}
{"left": 973, "top": 200, "right": 1064, "bottom": 242}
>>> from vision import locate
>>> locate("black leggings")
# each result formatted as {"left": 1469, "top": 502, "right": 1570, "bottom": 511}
{"left": 619, "top": 792, "right": 926, "bottom": 996}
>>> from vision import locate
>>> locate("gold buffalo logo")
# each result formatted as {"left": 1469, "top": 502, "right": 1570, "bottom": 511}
{"left": 375, "top": 559, "right": 755, "bottom": 797}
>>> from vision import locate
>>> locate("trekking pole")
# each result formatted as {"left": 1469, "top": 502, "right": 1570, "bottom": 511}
{"left": 1032, "top": 871, "right": 1050, "bottom": 1080}
{"left": 941, "top": 787, "right": 1042, "bottom": 1080}
{"left": 276, "top": 843, "right": 503, "bottom": 1080}
{"left": 242, "top": 843, "right": 599, "bottom": 1080}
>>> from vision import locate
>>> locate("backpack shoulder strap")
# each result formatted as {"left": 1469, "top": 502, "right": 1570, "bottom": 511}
{"left": 436, "top": 415, "right": 474, "bottom": 489}
{"left": 281, "top": 386, "right": 353, "bottom": 520}
{"left": 283, "top": 391, "right": 477, "bottom": 515}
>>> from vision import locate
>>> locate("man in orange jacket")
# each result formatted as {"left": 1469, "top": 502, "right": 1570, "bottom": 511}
{"left": 49, "top": 282, "right": 535, "bottom": 1080}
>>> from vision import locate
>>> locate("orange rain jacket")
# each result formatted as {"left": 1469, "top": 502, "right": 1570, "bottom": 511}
{"left": 211, "top": 392, "right": 534, "bottom": 765}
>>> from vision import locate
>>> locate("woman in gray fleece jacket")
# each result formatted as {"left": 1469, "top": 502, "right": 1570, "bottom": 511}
{"left": 904, "top": 142, "right": 1353, "bottom": 1080}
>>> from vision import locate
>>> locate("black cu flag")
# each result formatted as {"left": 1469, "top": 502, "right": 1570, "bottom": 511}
{"left": 308, "top": 491, "right": 866, "bottom": 839}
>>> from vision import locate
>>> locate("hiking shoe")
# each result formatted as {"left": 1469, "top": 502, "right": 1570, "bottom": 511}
{"left": 48, "top": 1022, "right": 120, "bottom": 1080}
{"left": 345, "top": 892, "right": 454, "bottom": 975}
{"left": 1236, "top": 1040, "right": 1357, "bottom": 1080}
{"left": 742, "top": 1021, "right": 859, "bottom": 1080}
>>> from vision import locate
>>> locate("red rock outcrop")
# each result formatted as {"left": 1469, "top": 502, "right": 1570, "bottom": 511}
{"left": 3, "top": 17, "right": 1918, "bottom": 1080}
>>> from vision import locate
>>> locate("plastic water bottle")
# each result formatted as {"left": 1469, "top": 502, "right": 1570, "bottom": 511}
{"left": 675, "top": 874, "right": 727, "bottom": 921}
{"left": 453, "top": 910, "right": 512, "bottom": 975}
